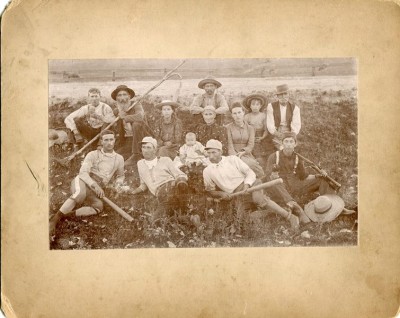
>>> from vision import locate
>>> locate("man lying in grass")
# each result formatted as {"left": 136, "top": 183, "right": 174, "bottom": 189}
{"left": 203, "top": 139, "right": 300, "bottom": 231}
{"left": 49, "top": 130, "right": 125, "bottom": 240}
{"left": 130, "top": 136, "right": 189, "bottom": 223}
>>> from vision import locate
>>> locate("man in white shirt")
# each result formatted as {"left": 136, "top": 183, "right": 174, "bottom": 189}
{"left": 131, "top": 137, "right": 189, "bottom": 222}
{"left": 64, "top": 88, "right": 115, "bottom": 149}
{"left": 49, "top": 130, "right": 124, "bottom": 239}
{"left": 266, "top": 84, "right": 301, "bottom": 150}
{"left": 203, "top": 139, "right": 300, "bottom": 230}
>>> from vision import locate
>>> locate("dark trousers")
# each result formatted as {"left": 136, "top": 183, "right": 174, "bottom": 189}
{"left": 74, "top": 117, "right": 103, "bottom": 141}
{"left": 267, "top": 175, "right": 335, "bottom": 205}
{"left": 153, "top": 181, "right": 188, "bottom": 220}
{"left": 117, "top": 122, "right": 153, "bottom": 159}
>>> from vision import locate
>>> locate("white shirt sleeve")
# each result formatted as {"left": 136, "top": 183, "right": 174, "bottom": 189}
{"left": 291, "top": 105, "right": 301, "bottom": 134}
{"left": 234, "top": 156, "right": 256, "bottom": 186}
{"left": 102, "top": 103, "right": 116, "bottom": 124}
{"left": 64, "top": 106, "right": 88, "bottom": 131}
{"left": 203, "top": 167, "right": 216, "bottom": 191}
{"left": 266, "top": 103, "right": 277, "bottom": 135}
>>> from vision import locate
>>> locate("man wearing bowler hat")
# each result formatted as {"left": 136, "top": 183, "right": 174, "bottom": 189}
{"left": 266, "top": 84, "right": 301, "bottom": 150}
{"left": 189, "top": 75, "right": 229, "bottom": 126}
{"left": 111, "top": 85, "right": 153, "bottom": 161}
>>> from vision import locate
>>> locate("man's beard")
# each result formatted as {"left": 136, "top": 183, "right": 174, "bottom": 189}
{"left": 117, "top": 99, "right": 130, "bottom": 108}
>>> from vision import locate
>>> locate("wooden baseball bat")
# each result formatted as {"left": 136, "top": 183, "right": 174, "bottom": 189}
{"left": 230, "top": 178, "right": 283, "bottom": 198}
{"left": 80, "top": 178, "right": 133, "bottom": 222}
{"left": 102, "top": 197, "right": 133, "bottom": 222}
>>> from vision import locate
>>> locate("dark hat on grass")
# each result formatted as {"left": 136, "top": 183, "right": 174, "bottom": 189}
{"left": 111, "top": 85, "right": 135, "bottom": 101}
{"left": 198, "top": 75, "right": 222, "bottom": 89}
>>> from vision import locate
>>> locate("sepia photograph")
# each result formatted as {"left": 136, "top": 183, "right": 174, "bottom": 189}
{"left": 4, "top": 0, "right": 400, "bottom": 316}
{"left": 48, "top": 58, "right": 358, "bottom": 249}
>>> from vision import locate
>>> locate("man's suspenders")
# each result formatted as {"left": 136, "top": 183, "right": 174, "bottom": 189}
{"left": 275, "top": 151, "right": 298, "bottom": 174}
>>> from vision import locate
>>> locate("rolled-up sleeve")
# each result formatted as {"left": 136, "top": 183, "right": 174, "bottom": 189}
{"left": 78, "top": 151, "right": 96, "bottom": 187}
{"left": 64, "top": 106, "right": 88, "bottom": 131}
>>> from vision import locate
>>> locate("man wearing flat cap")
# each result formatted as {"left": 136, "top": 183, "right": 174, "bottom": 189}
{"left": 266, "top": 84, "right": 301, "bottom": 150}
{"left": 112, "top": 85, "right": 153, "bottom": 161}
{"left": 189, "top": 75, "right": 229, "bottom": 126}
{"left": 203, "top": 139, "right": 301, "bottom": 230}
{"left": 130, "top": 136, "right": 189, "bottom": 222}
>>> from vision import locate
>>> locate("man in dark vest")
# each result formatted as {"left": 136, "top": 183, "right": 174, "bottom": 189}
{"left": 266, "top": 84, "right": 301, "bottom": 150}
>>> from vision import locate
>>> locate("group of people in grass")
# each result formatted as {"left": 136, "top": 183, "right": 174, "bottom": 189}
{"left": 49, "top": 75, "right": 355, "bottom": 240}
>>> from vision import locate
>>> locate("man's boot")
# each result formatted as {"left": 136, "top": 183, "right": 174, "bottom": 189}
{"left": 49, "top": 211, "right": 65, "bottom": 238}
{"left": 285, "top": 209, "right": 300, "bottom": 231}
{"left": 287, "top": 201, "right": 310, "bottom": 224}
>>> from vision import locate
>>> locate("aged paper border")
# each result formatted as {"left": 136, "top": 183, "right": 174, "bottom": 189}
{"left": 2, "top": 0, "right": 400, "bottom": 317}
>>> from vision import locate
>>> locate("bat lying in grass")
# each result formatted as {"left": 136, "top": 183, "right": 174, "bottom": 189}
{"left": 230, "top": 178, "right": 283, "bottom": 198}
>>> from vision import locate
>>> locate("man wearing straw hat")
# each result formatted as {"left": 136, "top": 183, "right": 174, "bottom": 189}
{"left": 189, "top": 75, "right": 229, "bottom": 126}
{"left": 266, "top": 84, "right": 301, "bottom": 150}
{"left": 203, "top": 139, "right": 301, "bottom": 230}
{"left": 112, "top": 85, "right": 153, "bottom": 161}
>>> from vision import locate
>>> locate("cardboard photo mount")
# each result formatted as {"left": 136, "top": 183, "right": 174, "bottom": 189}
{"left": 2, "top": 0, "right": 400, "bottom": 317}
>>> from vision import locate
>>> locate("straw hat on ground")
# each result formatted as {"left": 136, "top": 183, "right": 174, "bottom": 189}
{"left": 304, "top": 194, "right": 345, "bottom": 223}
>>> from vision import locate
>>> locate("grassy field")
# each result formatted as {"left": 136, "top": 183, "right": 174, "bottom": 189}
{"left": 49, "top": 76, "right": 358, "bottom": 249}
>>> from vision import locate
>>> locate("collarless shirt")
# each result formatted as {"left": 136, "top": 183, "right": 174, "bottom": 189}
{"left": 137, "top": 157, "right": 187, "bottom": 196}
{"left": 203, "top": 155, "right": 256, "bottom": 194}
{"left": 144, "top": 157, "right": 158, "bottom": 169}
